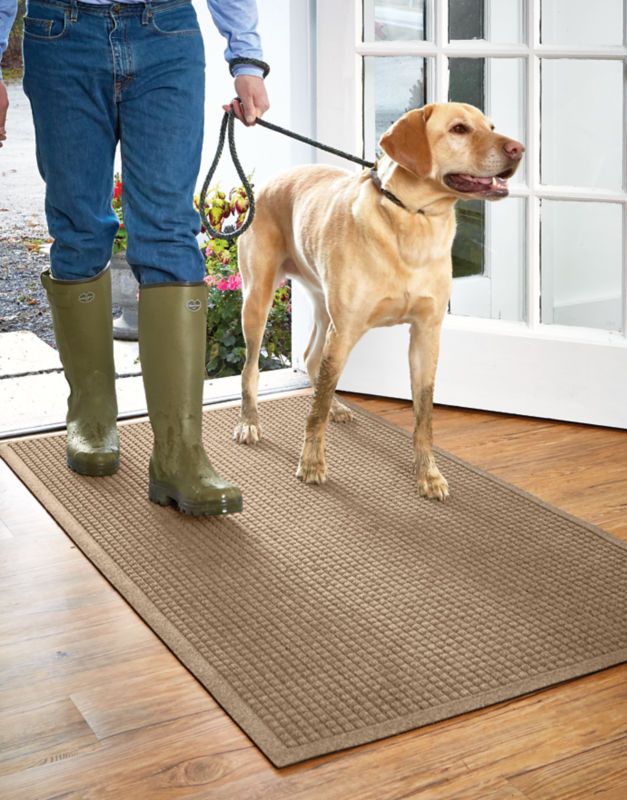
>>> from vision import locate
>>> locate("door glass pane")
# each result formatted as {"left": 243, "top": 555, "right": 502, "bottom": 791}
{"left": 541, "top": 201, "right": 622, "bottom": 332}
{"left": 541, "top": 60, "right": 623, "bottom": 190}
{"left": 449, "top": 58, "right": 485, "bottom": 278}
{"left": 364, "top": 56, "right": 428, "bottom": 158}
{"left": 541, "top": 0, "right": 624, "bottom": 46}
{"left": 448, "top": 57, "right": 526, "bottom": 289}
{"left": 449, "top": 199, "right": 527, "bottom": 321}
{"left": 363, "top": 0, "right": 426, "bottom": 42}
{"left": 449, "top": 0, "right": 525, "bottom": 43}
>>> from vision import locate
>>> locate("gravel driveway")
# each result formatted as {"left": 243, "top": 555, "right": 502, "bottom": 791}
{"left": 0, "top": 79, "right": 55, "bottom": 346}
{"left": 0, "top": 237, "right": 55, "bottom": 348}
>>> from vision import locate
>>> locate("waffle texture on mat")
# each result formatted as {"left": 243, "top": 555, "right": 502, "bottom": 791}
{"left": 2, "top": 394, "right": 626, "bottom": 767}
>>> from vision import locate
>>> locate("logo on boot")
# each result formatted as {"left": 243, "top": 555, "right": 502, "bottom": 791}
{"left": 186, "top": 299, "right": 202, "bottom": 312}
{"left": 78, "top": 291, "right": 95, "bottom": 304}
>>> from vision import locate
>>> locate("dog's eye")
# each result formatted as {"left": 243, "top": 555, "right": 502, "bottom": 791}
{"left": 450, "top": 124, "right": 469, "bottom": 134}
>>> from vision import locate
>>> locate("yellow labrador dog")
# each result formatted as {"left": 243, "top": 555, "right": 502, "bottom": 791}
{"left": 234, "top": 102, "right": 524, "bottom": 500}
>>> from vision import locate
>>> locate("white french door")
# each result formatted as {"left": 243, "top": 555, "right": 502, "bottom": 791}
{"left": 292, "top": 0, "right": 627, "bottom": 428}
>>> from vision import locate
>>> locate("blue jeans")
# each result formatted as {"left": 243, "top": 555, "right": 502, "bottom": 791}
{"left": 23, "top": 0, "right": 206, "bottom": 284}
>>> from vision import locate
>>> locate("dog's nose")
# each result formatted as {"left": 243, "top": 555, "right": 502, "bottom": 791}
{"left": 503, "top": 139, "right": 525, "bottom": 161}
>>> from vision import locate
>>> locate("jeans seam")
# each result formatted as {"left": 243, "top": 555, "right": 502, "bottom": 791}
{"left": 108, "top": 14, "right": 118, "bottom": 101}
{"left": 150, "top": 3, "right": 200, "bottom": 37}
{"left": 23, "top": 12, "right": 70, "bottom": 41}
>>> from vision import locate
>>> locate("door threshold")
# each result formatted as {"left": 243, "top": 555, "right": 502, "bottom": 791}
{"left": 0, "top": 368, "right": 310, "bottom": 440}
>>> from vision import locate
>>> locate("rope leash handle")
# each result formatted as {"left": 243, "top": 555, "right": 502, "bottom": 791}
{"left": 198, "top": 103, "right": 376, "bottom": 242}
{"left": 198, "top": 107, "right": 255, "bottom": 243}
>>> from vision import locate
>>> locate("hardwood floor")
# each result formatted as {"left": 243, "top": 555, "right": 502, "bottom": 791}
{"left": 1, "top": 393, "right": 626, "bottom": 799}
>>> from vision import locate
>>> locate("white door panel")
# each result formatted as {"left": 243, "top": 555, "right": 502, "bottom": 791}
{"left": 337, "top": 319, "right": 627, "bottom": 428}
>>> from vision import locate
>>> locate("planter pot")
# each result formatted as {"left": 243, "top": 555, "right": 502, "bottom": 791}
{"left": 110, "top": 252, "right": 139, "bottom": 340}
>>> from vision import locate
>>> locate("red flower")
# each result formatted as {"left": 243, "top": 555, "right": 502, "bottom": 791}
{"left": 113, "top": 181, "right": 122, "bottom": 200}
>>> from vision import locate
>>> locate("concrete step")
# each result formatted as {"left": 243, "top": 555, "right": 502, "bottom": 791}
{"left": 0, "top": 330, "right": 309, "bottom": 437}
{"left": 0, "top": 331, "right": 61, "bottom": 377}
{"left": 0, "top": 331, "right": 142, "bottom": 379}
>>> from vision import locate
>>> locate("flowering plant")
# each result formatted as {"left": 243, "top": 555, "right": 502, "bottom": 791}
{"left": 196, "top": 182, "right": 291, "bottom": 378}
{"left": 112, "top": 174, "right": 127, "bottom": 254}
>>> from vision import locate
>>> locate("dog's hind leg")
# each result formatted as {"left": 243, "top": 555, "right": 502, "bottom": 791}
{"left": 304, "top": 295, "right": 355, "bottom": 424}
{"left": 233, "top": 238, "right": 279, "bottom": 445}
{"left": 297, "top": 324, "right": 357, "bottom": 484}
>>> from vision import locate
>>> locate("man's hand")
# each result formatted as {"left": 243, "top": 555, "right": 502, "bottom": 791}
{"left": 0, "top": 80, "right": 8, "bottom": 147}
{"left": 222, "top": 75, "right": 269, "bottom": 126}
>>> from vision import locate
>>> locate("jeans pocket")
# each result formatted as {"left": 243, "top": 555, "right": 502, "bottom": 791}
{"left": 23, "top": 10, "right": 69, "bottom": 41}
{"left": 151, "top": 3, "right": 201, "bottom": 36}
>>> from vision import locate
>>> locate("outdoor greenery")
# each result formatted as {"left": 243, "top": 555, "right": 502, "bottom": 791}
{"left": 111, "top": 174, "right": 127, "bottom": 254}
{"left": 197, "top": 183, "right": 291, "bottom": 377}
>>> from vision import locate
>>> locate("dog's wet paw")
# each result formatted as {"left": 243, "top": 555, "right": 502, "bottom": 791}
{"left": 296, "top": 458, "right": 328, "bottom": 484}
{"left": 233, "top": 421, "right": 262, "bottom": 445}
{"left": 330, "top": 401, "right": 355, "bottom": 423}
{"left": 417, "top": 471, "right": 449, "bottom": 501}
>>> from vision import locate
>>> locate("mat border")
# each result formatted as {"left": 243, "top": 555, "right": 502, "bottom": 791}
{"left": 1, "top": 393, "right": 626, "bottom": 768}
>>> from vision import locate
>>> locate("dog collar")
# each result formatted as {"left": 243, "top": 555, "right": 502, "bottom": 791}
{"left": 369, "top": 168, "right": 425, "bottom": 215}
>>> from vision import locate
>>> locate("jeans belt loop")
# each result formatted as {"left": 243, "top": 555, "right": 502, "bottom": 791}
{"left": 142, "top": 3, "right": 153, "bottom": 24}
{"left": 70, "top": 0, "right": 78, "bottom": 22}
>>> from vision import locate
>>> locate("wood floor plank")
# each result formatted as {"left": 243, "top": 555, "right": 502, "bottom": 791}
{"left": 0, "top": 710, "right": 260, "bottom": 800}
{"left": 70, "top": 661, "right": 218, "bottom": 740}
{"left": 0, "top": 460, "right": 61, "bottom": 536}
{"left": 0, "top": 697, "right": 101, "bottom": 779}
{"left": 0, "top": 394, "right": 625, "bottom": 799}
{"left": 509, "top": 736, "right": 627, "bottom": 800}
{"left": 459, "top": 667, "right": 627, "bottom": 773}
{"left": 1, "top": 613, "right": 167, "bottom": 725}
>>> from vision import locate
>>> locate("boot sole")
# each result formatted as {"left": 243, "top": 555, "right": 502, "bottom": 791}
{"left": 148, "top": 480, "right": 243, "bottom": 517}
{"left": 67, "top": 455, "right": 120, "bottom": 477}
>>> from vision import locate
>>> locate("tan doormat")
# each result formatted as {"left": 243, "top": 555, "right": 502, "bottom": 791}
{"left": 2, "top": 394, "right": 626, "bottom": 767}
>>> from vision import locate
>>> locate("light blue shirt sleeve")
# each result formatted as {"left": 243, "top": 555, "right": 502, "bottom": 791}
{"left": 0, "top": 0, "right": 18, "bottom": 80}
{"left": 206, "top": 0, "right": 265, "bottom": 79}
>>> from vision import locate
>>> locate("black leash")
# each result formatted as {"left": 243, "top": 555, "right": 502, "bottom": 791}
{"left": 199, "top": 105, "right": 375, "bottom": 243}
{"left": 256, "top": 117, "right": 375, "bottom": 170}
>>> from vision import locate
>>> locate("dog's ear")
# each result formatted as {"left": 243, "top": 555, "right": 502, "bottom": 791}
{"left": 379, "top": 105, "right": 434, "bottom": 178}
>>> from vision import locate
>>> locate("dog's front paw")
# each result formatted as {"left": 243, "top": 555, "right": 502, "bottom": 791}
{"left": 417, "top": 470, "right": 449, "bottom": 501}
{"left": 296, "top": 440, "right": 328, "bottom": 484}
{"left": 233, "top": 421, "right": 262, "bottom": 445}
{"left": 330, "top": 399, "right": 355, "bottom": 423}
{"left": 296, "top": 458, "right": 329, "bottom": 484}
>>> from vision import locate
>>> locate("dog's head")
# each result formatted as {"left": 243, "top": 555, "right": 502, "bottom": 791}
{"left": 379, "top": 102, "right": 524, "bottom": 200}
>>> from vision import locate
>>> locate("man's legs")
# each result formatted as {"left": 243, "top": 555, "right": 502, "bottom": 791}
{"left": 23, "top": 0, "right": 119, "bottom": 475}
{"left": 120, "top": 4, "right": 242, "bottom": 514}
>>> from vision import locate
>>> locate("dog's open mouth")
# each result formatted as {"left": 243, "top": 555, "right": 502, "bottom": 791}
{"left": 444, "top": 169, "right": 514, "bottom": 198}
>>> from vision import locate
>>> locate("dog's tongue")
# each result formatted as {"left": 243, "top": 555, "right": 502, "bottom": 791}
{"left": 460, "top": 174, "right": 493, "bottom": 185}
{"left": 446, "top": 173, "right": 509, "bottom": 195}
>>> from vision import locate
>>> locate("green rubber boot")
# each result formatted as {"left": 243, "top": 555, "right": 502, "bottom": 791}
{"left": 41, "top": 265, "right": 119, "bottom": 476}
{"left": 138, "top": 282, "right": 243, "bottom": 516}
